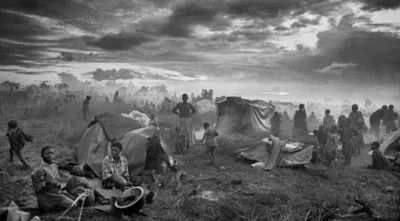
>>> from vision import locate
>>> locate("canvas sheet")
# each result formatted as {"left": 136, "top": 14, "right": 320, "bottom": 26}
{"left": 75, "top": 123, "right": 110, "bottom": 178}
{"left": 121, "top": 110, "right": 150, "bottom": 126}
{"left": 96, "top": 112, "right": 147, "bottom": 140}
{"left": 380, "top": 129, "right": 400, "bottom": 157}
{"left": 215, "top": 97, "right": 275, "bottom": 135}
{"left": 236, "top": 135, "right": 313, "bottom": 170}
{"left": 75, "top": 124, "right": 172, "bottom": 178}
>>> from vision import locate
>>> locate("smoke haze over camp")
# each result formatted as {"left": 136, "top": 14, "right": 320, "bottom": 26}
{"left": 0, "top": 0, "right": 400, "bottom": 106}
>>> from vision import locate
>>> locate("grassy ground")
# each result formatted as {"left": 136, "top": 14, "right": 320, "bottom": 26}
{"left": 0, "top": 100, "right": 399, "bottom": 221}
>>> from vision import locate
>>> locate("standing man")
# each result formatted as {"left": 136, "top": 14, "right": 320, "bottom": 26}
{"left": 386, "top": 105, "right": 398, "bottom": 133}
{"left": 172, "top": 94, "right": 196, "bottom": 155}
{"left": 82, "top": 96, "right": 92, "bottom": 121}
{"left": 293, "top": 104, "right": 308, "bottom": 140}
{"left": 369, "top": 105, "right": 388, "bottom": 139}
{"left": 323, "top": 109, "right": 336, "bottom": 130}
{"left": 348, "top": 104, "right": 365, "bottom": 156}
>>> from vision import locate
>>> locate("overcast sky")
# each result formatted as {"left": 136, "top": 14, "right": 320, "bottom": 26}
{"left": 0, "top": 0, "right": 399, "bottom": 105}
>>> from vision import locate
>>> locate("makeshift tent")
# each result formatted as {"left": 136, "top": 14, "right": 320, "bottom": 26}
{"left": 235, "top": 135, "right": 314, "bottom": 171}
{"left": 379, "top": 129, "right": 400, "bottom": 157}
{"left": 74, "top": 112, "right": 173, "bottom": 178}
{"left": 215, "top": 97, "right": 275, "bottom": 136}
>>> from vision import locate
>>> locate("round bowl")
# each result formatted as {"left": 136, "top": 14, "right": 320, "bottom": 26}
{"left": 304, "top": 164, "right": 327, "bottom": 176}
{"left": 115, "top": 186, "right": 145, "bottom": 216}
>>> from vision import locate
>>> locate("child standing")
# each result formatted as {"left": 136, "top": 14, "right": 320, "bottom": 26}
{"left": 201, "top": 122, "right": 219, "bottom": 166}
{"left": 6, "top": 120, "right": 33, "bottom": 169}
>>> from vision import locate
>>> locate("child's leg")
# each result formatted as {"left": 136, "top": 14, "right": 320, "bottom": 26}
{"left": 205, "top": 147, "right": 213, "bottom": 163}
{"left": 15, "top": 150, "right": 30, "bottom": 168}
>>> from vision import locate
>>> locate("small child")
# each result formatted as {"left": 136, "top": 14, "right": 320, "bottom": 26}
{"left": 6, "top": 120, "right": 33, "bottom": 169}
{"left": 368, "top": 141, "right": 391, "bottom": 171}
{"left": 201, "top": 122, "right": 219, "bottom": 166}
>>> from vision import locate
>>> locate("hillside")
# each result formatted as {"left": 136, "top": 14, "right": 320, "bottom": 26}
{"left": 0, "top": 98, "right": 399, "bottom": 221}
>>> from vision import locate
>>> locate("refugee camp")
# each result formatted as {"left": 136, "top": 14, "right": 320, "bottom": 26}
{"left": 1, "top": 0, "right": 400, "bottom": 221}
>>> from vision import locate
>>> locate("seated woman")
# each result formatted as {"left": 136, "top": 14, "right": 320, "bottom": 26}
{"left": 102, "top": 142, "right": 131, "bottom": 191}
{"left": 31, "top": 146, "right": 75, "bottom": 212}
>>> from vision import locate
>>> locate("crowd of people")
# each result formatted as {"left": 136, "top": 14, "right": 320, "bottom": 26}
{"left": 271, "top": 103, "right": 398, "bottom": 168}
{"left": 4, "top": 91, "right": 398, "bottom": 213}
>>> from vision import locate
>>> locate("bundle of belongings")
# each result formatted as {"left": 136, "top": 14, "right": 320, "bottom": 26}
{"left": 234, "top": 135, "right": 315, "bottom": 171}
{"left": 0, "top": 201, "right": 30, "bottom": 221}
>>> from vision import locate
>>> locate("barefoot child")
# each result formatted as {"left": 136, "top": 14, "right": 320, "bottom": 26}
{"left": 6, "top": 120, "right": 33, "bottom": 169}
{"left": 201, "top": 122, "right": 219, "bottom": 166}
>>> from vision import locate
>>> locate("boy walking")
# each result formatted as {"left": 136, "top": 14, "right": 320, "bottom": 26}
{"left": 6, "top": 120, "right": 33, "bottom": 169}
{"left": 201, "top": 122, "right": 219, "bottom": 166}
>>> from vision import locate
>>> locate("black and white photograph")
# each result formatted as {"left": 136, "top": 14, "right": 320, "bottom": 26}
{"left": 0, "top": 0, "right": 399, "bottom": 220}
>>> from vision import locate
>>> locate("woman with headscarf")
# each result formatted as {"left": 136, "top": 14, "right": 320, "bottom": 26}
{"left": 348, "top": 104, "right": 365, "bottom": 156}
{"left": 101, "top": 142, "right": 131, "bottom": 191}
{"left": 31, "top": 146, "right": 75, "bottom": 212}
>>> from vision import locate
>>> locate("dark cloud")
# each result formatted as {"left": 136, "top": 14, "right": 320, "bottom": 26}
{"left": 88, "top": 68, "right": 175, "bottom": 81}
{"left": 161, "top": 1, "right": 222, "bottom": 37}
{"left": 361, "top": 0, "right": 400, "bottom": 11}
{"left": 291, "top": 22, "right": 307, "bottom": 28}
{"left": 283, "top": 27, "right": 400, "bottom": 83}
{"left": 86, "top": 32, "right": 153, "bottom": 51}
{"left": 274, "top": 26, "right": 290, "bottom": 31}
{"left": 230, "top": 29, "right": 272, "bottom": 41}
{"left": 90, "top": 68, "right": 135, "bottom": 81}
{"left": 227, "top": 0, "right": 301, "bottom": 18}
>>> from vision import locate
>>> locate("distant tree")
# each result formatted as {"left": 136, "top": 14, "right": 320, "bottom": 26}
{"left": 39, "top": 81, "right": 50, "bottom": 90}
{"left": 55, "top": 83, "right": 69, "bottom": 92}
{"left": 1, "top": 81, "right": 20, "bottom": 91}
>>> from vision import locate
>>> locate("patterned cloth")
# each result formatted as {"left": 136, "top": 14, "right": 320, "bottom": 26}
{"left": 204, "top": 128, "right": 218, "bottom": 147}
{"left": 179, "top": 117, "right": 195, "bottom": 147}
{"left": 101, "top": 155, "right": 129, "bottom": 181}
{"left": 31, "top": 161, "right": 74, "bottom": 212}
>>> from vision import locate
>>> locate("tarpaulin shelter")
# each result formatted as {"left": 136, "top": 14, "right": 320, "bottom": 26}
{"left": 379, "top": 129, "right": 400, "bottom": 157}
{"left": 215, "top": 97, "right": 275, "bottom": 136}
{"left": 235, "top": 135, "right": 314, "bottom": 171}
{"left": 74, "top": 112, "right": 173, "bottom": 178}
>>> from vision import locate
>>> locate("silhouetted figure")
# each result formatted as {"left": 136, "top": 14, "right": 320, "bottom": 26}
{"left": 368, "top": 142, "right": 391, "bottom": 171}
{"left": 113, "top": 91, "right": 120, "bottom": 104}
{"left": 348, "top": 104, "right": 365, "bottom": 156}
{"left": 172, "top": 94, "right": 196, "bottom": 155}
{"left": 386, "top": 105, "right": 398, "bottom": 133}
{"left": 293, "top": 104, "right": 308, "bottom": 140}
{"left": 82, "top": 96, "right": 91, "bottom": 121}
{"left": 341, "top": 118, "right": 355, "bottom": 166}
{"left": 271, "top": 112, "right": 281, "bottom": 137}
{"left": 323, "top": 109, "right": 336, "bottom": 130}
{"left": 369, "top": 105, "right": 388, "bottom": 139}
